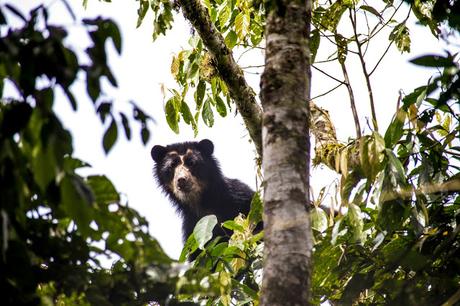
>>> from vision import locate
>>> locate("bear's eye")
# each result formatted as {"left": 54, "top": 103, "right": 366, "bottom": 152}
{"left": 163, "top": 155, "right": 180, "bottom": 172}
{"left": 184, "top": 158, "right": 194, "bottom": 167}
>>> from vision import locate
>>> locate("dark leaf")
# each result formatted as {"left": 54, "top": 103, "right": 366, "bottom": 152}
{"left": 119, "top": 112, "right": 131, "bottom": 140}
{"left": 60, "top": 174, "right": 94, "bottom": 237}
{"left": 86, "top": 175, "right": 120, "bottom": 205}
{"left": 360, "top": 5, "right": 382, "bottom": 19}
{"left": 410, "top": 54, "right": 454, "bottom": 67}
{"left": 141, "top": 126, "right": 150, "bottom": 144}
{"left": 102, "top": 116, "right": 118, "bottom": 154}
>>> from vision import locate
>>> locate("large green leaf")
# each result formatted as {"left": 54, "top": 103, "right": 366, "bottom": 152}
{"left": 60, "top": 174, "right": 94, "bottom": 237}
{"left": 193, "top": 215, "right": 218, "bottom": 249}
{"left": 202, "top": 98, "right": 214, "bottom": 127}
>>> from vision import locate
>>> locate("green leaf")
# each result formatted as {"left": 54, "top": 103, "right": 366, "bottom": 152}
{"left": 219, "top": 4, "right": 231, "bottom": 28}
{"left": 389, "top": 23, "right": 411, "bottom": 53}
{"left": 215, "top": 96, "right": 227, "bottom": 117}
{"left": 119, "top": 112, "right": 131, "bottom": 140}
{"left": 222, "top": 220, "right": 244, "bottom": 232}
{"left": 310, "top": 29, "right": 320, "bottom": 63}
{"left": 141, "top": 126, "right": 150, "bottom": 144}
{"left": 165, "top": 97, "right": 180, "bottom": 133}
{"left": 311, "top": 207, "right": 328, "bottom": 232}
{"left": 32, "top": 146, "right": 56, "bottom": 192}
{"left": 384, "top": 108, "right": 406, "bottom": 148}
{"left": 202, "top": 98, "right": 214, "bottom": 127}
{"left": 136, "top": 0, "right": 149, "bottom": 28}
{"left": 86, "top": 175, "right": 120, "bottom": 205}
{"left": 410, "top": 54, "right": 454, "bottom": 67}
{"left": 360, "top": 5, "right": 381, "bottom": 18}
{"left": 195, "top": 80, "right": 206, "bottom": 110}
{"left": 193, "top": 215, "right": 218, "bottom": 249}
{"left": 180, "top": 101, "right": 194, "bottom": 125}
{"left": 224, "top": 30, "right": 238, "bottom": 49}
{"left": 335, "top": 34, "right": 348, "bottom": 64}
{"left": 235, "top": 11, "right": 250, "bottom": 40}
{"left": 385, "top": 149, "right": 407, "bottom": 184}
{"left": 322, "top": 2, "right": 347, "bottom": 32}
{"left": 347, "top": 203, "right": 363, "bottom": 242}
{"left": 60, "top": 174, "right": 94, "bottom": 237}
{"left": 248, "top": 192, "right": 263, "bottom": 226}
{"left": 105, "top": 19, "right": 122, "bottom": 54}
{"left": 102, "top": 116, "right": 118, "bottom": 154}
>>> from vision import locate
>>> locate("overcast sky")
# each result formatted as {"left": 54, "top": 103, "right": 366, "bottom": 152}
{"left": 12, "top": 0, "right": 452, "bottom": 258}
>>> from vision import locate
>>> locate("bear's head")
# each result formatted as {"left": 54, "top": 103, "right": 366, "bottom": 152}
{"left": 151, "top": 139, "right": 219, "bottom": 208}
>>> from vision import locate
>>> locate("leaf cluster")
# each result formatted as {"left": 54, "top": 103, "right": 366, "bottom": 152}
{"left": 0, "top": 3, "right": 175, "bottom": 305}
{"left": 311, "top": 52, "right": 460, "bottom": 305}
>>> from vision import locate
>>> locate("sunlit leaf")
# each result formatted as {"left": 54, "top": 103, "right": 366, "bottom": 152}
{"left": 165, "top": 97, "right": 180, "bottom": 133}
{"left": 215, "top": 96, "right": 227, "bottom": 117}
{"left": 193, "top": 215, "right": 218, "bottom": 249}
{"left": 235, "top": 11, "right": 250, "bottom": 40}
{"left": 202, "top": 98, "right": 214, "bottom": 127}
{"left": 311, "top": 207, "right": 328, "bottom": 232}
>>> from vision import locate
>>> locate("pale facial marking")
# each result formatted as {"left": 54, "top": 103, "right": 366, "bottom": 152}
{"left": 168, "top": 153, "right": 204, "bottom": 208}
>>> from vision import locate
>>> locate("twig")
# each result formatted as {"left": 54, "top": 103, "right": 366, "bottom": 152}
{"left": 312, "top": 65, "right": 346, "bottom": 85}
{"left": 310, "top": 83, "right": 343, "bottom": 101}
{"left": 370, "top": 5, "right": 412, "bottom": 76}
{"left": 350, "top": 8, "right": 378, "bottom": 131}
{"left": 339, "top": 60, "right": 362, "bottom": 137}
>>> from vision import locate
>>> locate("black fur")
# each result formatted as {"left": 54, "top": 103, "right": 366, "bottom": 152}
{"left": 151, "top": 139, "right": 255, "bottom": 242}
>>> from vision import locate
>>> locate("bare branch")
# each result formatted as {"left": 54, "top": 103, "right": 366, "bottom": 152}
{"left": 339, "top": 60, "right": 362, "bottom": 138}
{"left": 350, "top": 8, "right": 379, "bottom": 131}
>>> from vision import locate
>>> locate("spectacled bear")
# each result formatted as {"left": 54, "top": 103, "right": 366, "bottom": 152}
{"left": 151, "top": 139, "right": 256, "bottom": 243}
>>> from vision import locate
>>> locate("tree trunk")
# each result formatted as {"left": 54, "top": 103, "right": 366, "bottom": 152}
{"left": 259, "top": 0, "right": 313, "bottom": 305}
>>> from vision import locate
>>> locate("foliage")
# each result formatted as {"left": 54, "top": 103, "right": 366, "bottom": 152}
{"left": 0, "top": 3, "right": 179, "bottom": 305}
{"left": 310, "top": 52, "right": 460, "bottom": 305}
{"left": 137, "top": 0, "right": 460, "bottom": 304}
{"left": 2, "top": 0, "right": 460, "bottom": 305}
{"left": 175, "top": 193, "right": 264, "bottom": 305}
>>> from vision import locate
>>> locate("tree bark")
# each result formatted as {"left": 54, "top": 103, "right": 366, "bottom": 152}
{"left": 259, "top": 0, "right": 312, "bottom": 305}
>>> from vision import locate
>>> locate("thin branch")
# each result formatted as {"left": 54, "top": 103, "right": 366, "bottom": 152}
{"left": 350, "top": 8, "right": 379, "bottom": 131}
{"left": 339, "top": 60, "right": 362, "bottom": 138}
{"left": 370, "top": 5, "right": 412, "bottom": 76}
{"left": 315, "top": 57, "right": 339, "bottom": 64}
{"left": 369, "top": 39, "right": 393, "bottom": 76}
{"left": 312, "top": 65, "right": 346, "bottom": 85}
{"left": 310, "top": 83, "right": 343, "bottom": 100}
{"left": 241, "top": 64, "right": 265, "bottom": 69}
{"left": 361, "top": 1, "right": 404, "bottom": 44}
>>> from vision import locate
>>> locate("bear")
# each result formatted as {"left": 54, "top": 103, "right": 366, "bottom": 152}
{"left": 150, "top": 139, "right": 257, "bottom": 243}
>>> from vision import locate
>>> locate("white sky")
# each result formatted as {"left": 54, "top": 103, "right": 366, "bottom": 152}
{"left": 11, "top": 0, "right": 453, "bottom": 259}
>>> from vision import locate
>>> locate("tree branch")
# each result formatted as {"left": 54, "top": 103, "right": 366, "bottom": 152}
{"left": 350, "top": 8, "right": 378, "bottom": 131}
{"left": 339, "top": 60, "right": 362, "bottom": 138}
{"left": 178, "top": 0, "right": 263, "bottom": 155}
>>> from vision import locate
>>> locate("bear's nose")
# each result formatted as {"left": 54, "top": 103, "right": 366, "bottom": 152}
{"left": 177, "top": 177, "right": 191, "bottom": 191}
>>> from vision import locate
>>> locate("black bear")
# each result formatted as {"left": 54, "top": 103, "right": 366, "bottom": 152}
{"left": 151, "top": 139, "right": 256, "bottom": 243}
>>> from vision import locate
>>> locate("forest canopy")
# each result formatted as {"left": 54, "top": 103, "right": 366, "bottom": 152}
{"left": 1, "top": 0, "right": 460, "bottom": 305}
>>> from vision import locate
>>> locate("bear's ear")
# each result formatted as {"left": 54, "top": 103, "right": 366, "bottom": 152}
{"left": 198, "top": 139, "right": 214, "bottom": 156}
{"left": 151, "top": 145, "right": 167, "bottom": 162}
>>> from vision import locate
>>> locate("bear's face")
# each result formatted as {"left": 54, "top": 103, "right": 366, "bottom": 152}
{"left": 151, "top": 139, "right": 216, "bottom": 208}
